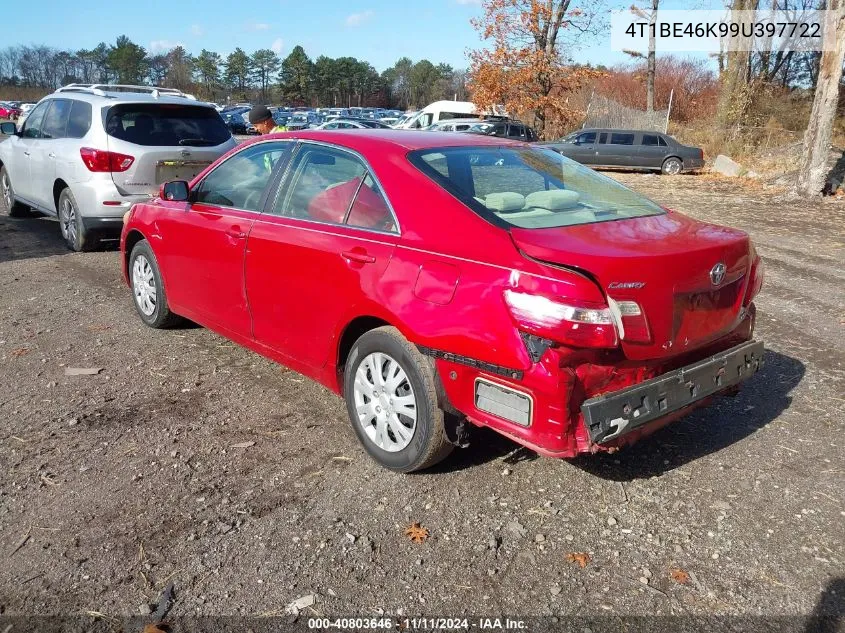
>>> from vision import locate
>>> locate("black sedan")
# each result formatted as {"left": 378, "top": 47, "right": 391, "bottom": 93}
{"left": 540, "top": 128, "right": 704, "bottom": 175}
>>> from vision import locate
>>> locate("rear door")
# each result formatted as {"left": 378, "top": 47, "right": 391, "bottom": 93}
{"left": 156, "top": 140, "right": 294, "bottom": 339}
{"left": 245, "top": 142, "right": 399, "bottom": 368}
{"left": 636, "top": 133, "right": 669, "bottom": 169}
{"left": 601, "top": 131, "right": 637, "bottom": 166}
{"left": 29, "top": 99, "right": 73, "bottom": 210}
{"left": 104, "top": 102, "right": 235, "bottom": 198}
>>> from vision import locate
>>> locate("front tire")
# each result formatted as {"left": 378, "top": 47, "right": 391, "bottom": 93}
{"left": 343, "top": 327, "right": 453, "bottom": 472}
{"left": 129, "top": 239, "right": 181, "bottom": 329}
{"left": 661, "top": 157, "right": 683, "bottom": 176}
{"left": 0, "top": 166, "right": 30, "bottom": 218}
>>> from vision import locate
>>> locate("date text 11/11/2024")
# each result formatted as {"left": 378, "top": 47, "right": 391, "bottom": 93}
{"left": 306, "top": 617, "right": 529, "bottom": 630}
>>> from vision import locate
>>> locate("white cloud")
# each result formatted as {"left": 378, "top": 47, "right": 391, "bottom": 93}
{"left": 190, "top": 24, "right": 205, "bottom": 36}
{"left": 246, "top": 21, "right": 271, "bottom": 31}
{"left": 345, "top": 10, "right": 374, "bottom": 27}
{"left": 149, "top": 40, "right": 184, "bottom": 54}
{"left": 271, "top": 38, "right": 284, "bottom": 54}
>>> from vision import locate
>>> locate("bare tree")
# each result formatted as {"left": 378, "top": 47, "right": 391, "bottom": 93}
{"left": 795, "top": 2, "right": 845, "bottom": 196}
{"left": 624, "top": 0, "right": 659, "bottom": 112}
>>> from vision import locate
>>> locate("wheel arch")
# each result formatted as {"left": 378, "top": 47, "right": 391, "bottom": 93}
{"left": 53, "top": 178, "right": 70, "bottom": 212}
{"left": 335, "top": 315, "right": 394, "bottom": 393}
{"left": 123, "top": 229, "right": 148, "bottom": 285}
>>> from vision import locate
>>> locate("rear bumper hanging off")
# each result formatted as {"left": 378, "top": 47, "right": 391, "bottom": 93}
{"left": 581, "top": 340, "right": 764, "bottom": 444}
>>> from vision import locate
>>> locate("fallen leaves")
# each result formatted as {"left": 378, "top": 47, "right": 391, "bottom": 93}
{"left": 142, "top": 626, "right": 167, "bottom": 633}
{"left": 404, "top": 522, "right": 429, "bottom": 544}
{"left": 10, "top": 348, "right": 29, "bottom": 357}
{"left": 670, "top": 568, "right": 690, "bottom": 585}
{"left": 566, "top": 552, "right": 591, "bottom": 568}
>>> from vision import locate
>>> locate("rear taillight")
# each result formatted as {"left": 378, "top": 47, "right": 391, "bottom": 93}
{"left": 744, "top": 245, "right": 764, "bottom": 306}
{"left": 611, "top": 299, "right": 652, "bottom": 343}
{"left": 503, "top": 289, "right": 618, "bottom": 349}
{"left": 80, "top": 147, "right": 134, "bottom": 173}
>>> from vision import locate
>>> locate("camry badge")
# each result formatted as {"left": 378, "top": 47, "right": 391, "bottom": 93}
{"left": 710, "top": 262, "right": 727, "bottom": 286}
{"left": 608, "top": 281, "right": 646, "bottom": 289}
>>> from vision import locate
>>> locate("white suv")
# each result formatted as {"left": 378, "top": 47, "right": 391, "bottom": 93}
{"left": 0, "top": 84, "right": 237, "bottom": 251}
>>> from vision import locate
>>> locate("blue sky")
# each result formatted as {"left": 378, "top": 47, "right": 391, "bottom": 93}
{"left": 8, "top": 0, "right": 711, "bottom": 72}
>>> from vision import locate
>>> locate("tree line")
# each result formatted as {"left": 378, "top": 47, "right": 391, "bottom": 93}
{"left": 0, "top": 37, "right": 469, "bottom": 109}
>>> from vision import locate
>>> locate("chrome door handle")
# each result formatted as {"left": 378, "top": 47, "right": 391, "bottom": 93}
{"left": 341, "top": 250, "right": 376, "bottom": 264}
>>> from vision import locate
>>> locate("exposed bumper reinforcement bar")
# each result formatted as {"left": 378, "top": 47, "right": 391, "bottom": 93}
{"left": 581, "top": 340, "right": 764, "bottom": 444}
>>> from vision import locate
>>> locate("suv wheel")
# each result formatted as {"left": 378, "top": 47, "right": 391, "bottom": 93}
{"left": 58, "top": 188, "right": 96, "bottom": 251}
{"left": 661, "top": 157, "right": 683, "bottom": 176}
{"left": 0, "top": 166, "right": 30, "bottom": 217}
{"left": 129, "top": 239, "right": 182, "bottom": 328}
{"left": 343, "top": 326, "right": 453, "bottom": 472}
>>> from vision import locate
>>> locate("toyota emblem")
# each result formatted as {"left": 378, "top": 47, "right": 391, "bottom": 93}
{"left": 710, "top": 262, "right": 727, "bottom": 286}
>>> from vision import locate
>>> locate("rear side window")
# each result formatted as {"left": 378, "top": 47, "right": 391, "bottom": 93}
{"left": 106, "top": 104, "right": 231, "bottom": 147}
{"left": 42, "top": 99, "right": 72, "bottom": 139}
{"left": 66, "top": 101, "right": 93, "bottom": 138}
{"left": 610, "top": 133, "right": 635, "bottom": 145}
{"left": 599, "top": 132, "right": 608, "bottom": 143}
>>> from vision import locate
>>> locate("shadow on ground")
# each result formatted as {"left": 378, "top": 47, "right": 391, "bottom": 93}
{"left": 0, "top": 214, "right": 120, "bottom": 264}
{"left": 432, "top": 349, "right": 804, "bottom": 478}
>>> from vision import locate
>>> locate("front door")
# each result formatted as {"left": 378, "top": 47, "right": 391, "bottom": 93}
{"left": 157, "top": 140, "right": 293, "bottom": 339}
{"left": 30, "top": 99, "right": 73, "bottom": 210}
{"left": 8, "top": 100, "right": 51, "bottom": 203}
{"left": 245, "top": 142, "right": 399, "bottom": 369}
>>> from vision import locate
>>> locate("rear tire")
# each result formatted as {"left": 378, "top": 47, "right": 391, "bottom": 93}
{"left": 661, "top": 157, "right": 683, "bottom": 176}
{"left": 58, "top": 188, "right": 97, "bottom": 251}
{"left": 0, "top": 166, "right": 30, "bottom": 218}
{"left": 129, "top": 239, "right": 182, "bottom": 329}
{"left": 343, "top": 327, "right": 453, "bottom": 472}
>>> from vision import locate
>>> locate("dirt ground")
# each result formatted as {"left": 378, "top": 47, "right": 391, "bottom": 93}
{"left": 0, "top": 171, "right": 843, "bottom": 627}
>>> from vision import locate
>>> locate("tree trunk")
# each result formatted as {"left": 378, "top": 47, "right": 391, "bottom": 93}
{"left": 717, "top": 0, "right": 756, "bottom": 127}
{"left": 795, "top": 3, "right": 845, "bottom": 197}
{"left": 646, "top": 0, "right": 658, "bottom": 112}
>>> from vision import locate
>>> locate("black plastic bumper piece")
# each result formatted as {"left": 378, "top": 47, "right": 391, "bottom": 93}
{"left": 581, "top": 340, "right": 764, "bottom": 444}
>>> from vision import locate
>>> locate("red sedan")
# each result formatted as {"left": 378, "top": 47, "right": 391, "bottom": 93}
{"left": 121, "top": 130, "right": 764, "bottom": 472}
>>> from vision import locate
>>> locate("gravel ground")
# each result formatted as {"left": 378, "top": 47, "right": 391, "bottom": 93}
{"left": 0, "top": 171, "right": 843, "bottom": 627}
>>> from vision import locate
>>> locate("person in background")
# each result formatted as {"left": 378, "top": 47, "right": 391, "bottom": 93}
{"left": 248, "top": 105, "right": 287, "bottom": 134}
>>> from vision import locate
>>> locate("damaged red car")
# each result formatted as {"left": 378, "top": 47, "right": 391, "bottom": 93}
{"left": 121, "top": 130, "right": 764, "bottom": 472}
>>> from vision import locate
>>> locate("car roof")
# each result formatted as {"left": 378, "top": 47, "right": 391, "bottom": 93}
{"left": 251, "top": 129, "right": 527, "bottom": 152}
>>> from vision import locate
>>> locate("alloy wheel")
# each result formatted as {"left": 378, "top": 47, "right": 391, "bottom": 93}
{"left": 59, "top": 196, "right": 77, "bottom": 245}
{"left": 132, "top": 255, "right": 157, "bottom": 317}
{"left": 353, "top": 352, "right": 417, "bottom": 452}
{"left": 1, "top": 171, "right": 11, "bottom": 210}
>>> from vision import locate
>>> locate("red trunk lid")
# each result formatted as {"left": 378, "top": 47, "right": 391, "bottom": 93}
{"left": 510, "top": 212, "right": 751, "bottom": 360}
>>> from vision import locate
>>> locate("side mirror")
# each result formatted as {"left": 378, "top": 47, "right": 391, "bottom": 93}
{"left": 0, "top": 121, "right": 18, "bottom": 135}
{"left": 160, "top": 180, "right": 190, "bottom": 202}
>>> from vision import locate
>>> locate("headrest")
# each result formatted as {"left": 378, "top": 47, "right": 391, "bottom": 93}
{"left": 525, "top": 189, "right": 580, "bottom": 210}
{"left": 484, "top": 192, "right": 525, "bottom": 212}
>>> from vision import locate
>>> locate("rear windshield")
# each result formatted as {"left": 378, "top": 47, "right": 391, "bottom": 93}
{"left": 409, "top": 146, "right": 665, "bottom": 229}
{"left": 106, "top": 104, "right": 231, "bottom": 147}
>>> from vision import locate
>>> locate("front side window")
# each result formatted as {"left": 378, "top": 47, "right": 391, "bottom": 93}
{"left": 106, "top": 104, "right": 231, "bottom": 147}
{"left": 41, "top": 99, "right": 72, "bottom": 139}
{"left": 21, "top": 101, "right": 50, "bottom": 139}
{"left": 194, "top": 141, "right": 291, "bottom": 211}
{"left": 610, "top": 133, "right": 635, "bottom": 145}
{"left": 576, "top": 132, "right": 597, "bottom": 144}
{"left": 410, "top": 146, "right": 664, "bottom": 230}
{"left": 274, "top": 144, "right": 396, "bottom": 232}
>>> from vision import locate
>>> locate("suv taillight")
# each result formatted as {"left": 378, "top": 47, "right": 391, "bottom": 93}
{"left": 503, "top": 289, "right": 618, "bottom": 349}
{"left": 80, "top": 147, "right": 134, "bottom": 173}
